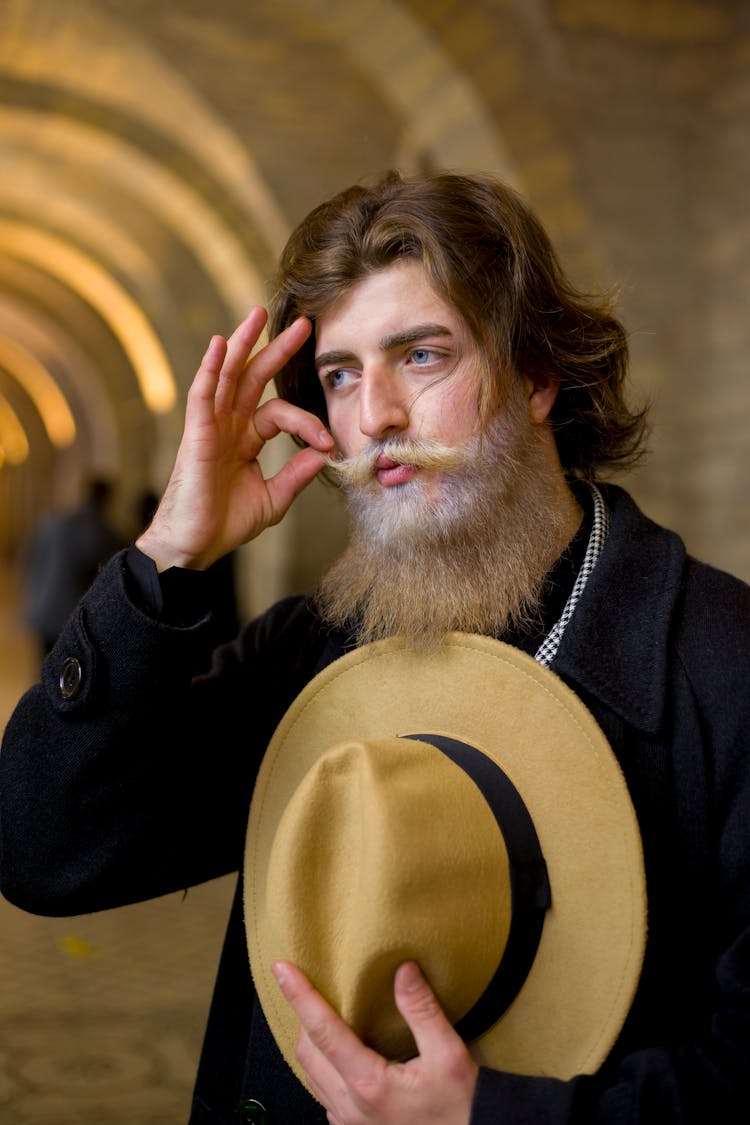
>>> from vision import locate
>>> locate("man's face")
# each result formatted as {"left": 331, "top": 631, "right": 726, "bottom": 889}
{"left": 314, "top": 260, "right": 482, "bottom": 490}
{"left": 312, "top": 262, "right": 579, "bottom": 648}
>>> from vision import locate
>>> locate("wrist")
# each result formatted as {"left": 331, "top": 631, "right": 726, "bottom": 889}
{"left": 135, "top": 531, "right": 207, "bottom": 574}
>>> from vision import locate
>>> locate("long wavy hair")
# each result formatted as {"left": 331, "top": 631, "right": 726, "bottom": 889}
{"left": 269, "top": 170, "right": 648, "bottom": 479}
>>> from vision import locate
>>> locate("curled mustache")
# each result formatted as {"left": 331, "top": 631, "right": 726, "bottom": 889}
{"left": 326, "top": 436, "right": 469, "bottom": 487}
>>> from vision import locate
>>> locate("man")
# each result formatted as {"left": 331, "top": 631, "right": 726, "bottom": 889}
{"left": 1, "top": 171, "right": 749, "bottom": 1124}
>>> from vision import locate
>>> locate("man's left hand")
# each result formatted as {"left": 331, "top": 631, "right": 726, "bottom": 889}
{"left": 272, "top": 959, "right": 479, "bottom": 1125}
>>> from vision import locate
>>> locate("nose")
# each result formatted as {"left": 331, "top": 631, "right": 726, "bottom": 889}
{"left": 359, "top": 367, "right": 409, "bottom": 440}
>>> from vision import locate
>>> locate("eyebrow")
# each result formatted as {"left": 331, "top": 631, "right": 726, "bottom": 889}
{"left": 315, "top": 323, "right": 454, "bottom": 372}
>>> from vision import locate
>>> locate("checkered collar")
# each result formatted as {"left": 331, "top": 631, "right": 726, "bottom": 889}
{"left": 535, "top": 484, "right": 610, "bottom": 669}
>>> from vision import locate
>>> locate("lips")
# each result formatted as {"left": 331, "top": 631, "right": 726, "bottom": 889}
{"left": 375, "top": 455, "right": 419, "bottom": 487}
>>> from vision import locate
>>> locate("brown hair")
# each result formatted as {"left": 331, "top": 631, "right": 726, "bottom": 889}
{"left": 269, "top": 170, "right": 647, "bottom": 478}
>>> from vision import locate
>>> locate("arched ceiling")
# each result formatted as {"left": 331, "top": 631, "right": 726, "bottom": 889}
{"left": 0, "top": 0, "right": 532, "bottom": 581}
{"left": 0, "top": 0, "right": 290, "bottom": 510}
{"left": 0, "top": 0, "right": 748, "bottom": 591}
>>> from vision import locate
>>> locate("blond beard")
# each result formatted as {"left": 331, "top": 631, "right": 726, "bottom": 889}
{"left": 316, "top": 398, "right": 578, "bottom": 650}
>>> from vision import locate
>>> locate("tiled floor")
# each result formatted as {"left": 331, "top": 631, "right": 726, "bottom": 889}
{"left": 0, "top": 567, "right": 235, "bottom": 1123}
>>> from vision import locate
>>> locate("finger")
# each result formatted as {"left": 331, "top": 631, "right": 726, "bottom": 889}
{"left": 273, "top": 961, "right": 383, "bottom": 1082}
{"left": 215, "top": 308, "right": 269, "bottom": 415}
{"left": 234, "top": 317, "right": 313, "bottom": 417}
{"left": 186, "top": 335, "right": 228, "bottom": 415}
{"left": 393, "top": 962, "right": 464, "bottom": 1061}
{"left": 254, "top": 397, "right": 334, "bottom": 453}
{"left": 264, "top": 448, "right": 331, "bottom": 524}
{"left": 296, "top": 1028, "right": 347, "bottom": 1114}
{"left": 223, "top": 306, "right": 268, "bottom": 369}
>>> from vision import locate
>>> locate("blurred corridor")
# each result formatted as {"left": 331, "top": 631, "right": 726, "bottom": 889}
{"left": 0, "top": 562, "right": 235, "bottom": 1124}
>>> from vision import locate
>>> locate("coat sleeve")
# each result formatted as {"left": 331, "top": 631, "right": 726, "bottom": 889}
{"left": 0, "top": 549, "right": 323, "bottom": 916}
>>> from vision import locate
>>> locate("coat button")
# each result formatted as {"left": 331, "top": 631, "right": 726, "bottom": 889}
{"left": 237, "top": 1099, "right": 268, "bottom": 1124}
{"left": 59, "top": 657, "right": 83, "bottom": 700}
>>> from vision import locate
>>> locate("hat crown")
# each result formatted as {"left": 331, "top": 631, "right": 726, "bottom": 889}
{"left": 267, "top": 736, "right": 511, "bottom": 1058}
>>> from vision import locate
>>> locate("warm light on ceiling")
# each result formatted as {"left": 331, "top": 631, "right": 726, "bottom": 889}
{"left": 0, "top": 110, "right": 268, "bottom": 319}
{"left": 0, "top": 221, "right": 177, "bottom": 414}
{"left": 0, "top": 389, "right": 30, "bottom": 464}
{"left": 0, "top": 333, "right": 76, "bottom": 448}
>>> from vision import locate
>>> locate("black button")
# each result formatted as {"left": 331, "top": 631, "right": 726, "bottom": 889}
{"left": 59, "top": 657, "right": 83, "bottom": 700}
{"left": 236, "top": 1100, "right": 267, "bottom": 1124}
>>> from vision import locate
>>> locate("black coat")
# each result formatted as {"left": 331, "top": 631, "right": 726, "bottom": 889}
{"left": 2, "top": 486, "right": 750, "bottom": 1124}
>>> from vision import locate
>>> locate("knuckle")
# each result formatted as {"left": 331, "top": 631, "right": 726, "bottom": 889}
{"left": 295, "top": 1034, "right": 312, "bottom": 1068}
{"left": 305, "top": 1016, "right": 335, "bottom": 1055}
{"left": 408, "top": 985, "right": 443, "bottom": 1022}
{"left": 349, "top": 1074, "right": 383, "bottom": 1112}
{"left": 444, "top": 1041, "right": 473, "bottom": 1077}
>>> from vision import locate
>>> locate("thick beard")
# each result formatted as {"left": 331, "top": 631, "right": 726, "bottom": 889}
{"left": 315, "top": 398, "right": 576, "bottom": 650}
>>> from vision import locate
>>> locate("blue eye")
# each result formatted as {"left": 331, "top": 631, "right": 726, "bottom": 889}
{"left": 411, "top": 348, "right": 432, "bottom": 364}
{"left": 325, "top": 368, "right": 356, "bottom": 390}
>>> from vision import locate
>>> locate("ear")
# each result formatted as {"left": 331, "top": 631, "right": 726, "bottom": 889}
{"left": 524, "top": 371, "right": 560, "bottom": 424}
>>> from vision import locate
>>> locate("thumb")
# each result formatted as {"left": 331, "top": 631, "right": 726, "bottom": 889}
{"left": 393, "top": 961, "right": 458, "bottom": 1057}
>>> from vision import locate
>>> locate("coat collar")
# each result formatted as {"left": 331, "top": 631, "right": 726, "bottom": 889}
{"left": 552, "top": 485, "right": 686, "bottom": 735}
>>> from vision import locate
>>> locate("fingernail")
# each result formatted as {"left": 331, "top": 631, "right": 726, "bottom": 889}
{"left": 399, "top": 961, "right": 422, "bottom": 991}
{"left": 271, "top": 961, "right": 288, "bottom": 986}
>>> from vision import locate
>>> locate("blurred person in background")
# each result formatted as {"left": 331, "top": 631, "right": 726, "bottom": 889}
{"left": 21, "top": 474, "right": 123, "bottom": 660}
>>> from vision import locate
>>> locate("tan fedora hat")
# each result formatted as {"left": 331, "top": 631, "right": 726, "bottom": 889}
{"left": 245, "top": 634, "right": 646, "bottom": 1094}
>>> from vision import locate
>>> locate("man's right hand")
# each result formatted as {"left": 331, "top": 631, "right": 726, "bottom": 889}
{"left": 136, "top": 308, "right": 333, "bottom": 572}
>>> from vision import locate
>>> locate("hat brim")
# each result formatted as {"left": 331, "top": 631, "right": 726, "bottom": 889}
{"left": 245, "top": 634, "right": 646, "bottom": 1087}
